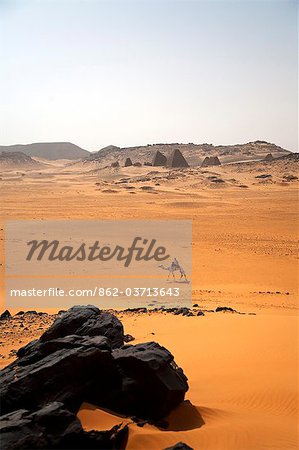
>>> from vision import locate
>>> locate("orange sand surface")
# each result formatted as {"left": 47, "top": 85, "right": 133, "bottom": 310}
{"left": 78, "top": 313, "right": 298, "bottom": 450}
{"left": 0, "top": 160, "right": 298, "bottom": 449}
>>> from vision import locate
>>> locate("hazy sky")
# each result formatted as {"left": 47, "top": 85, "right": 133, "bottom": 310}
{"left": 0, "top": 0, "right": 297, "bottom": 152}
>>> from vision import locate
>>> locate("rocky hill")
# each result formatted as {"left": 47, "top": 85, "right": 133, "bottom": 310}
{"left": 0, "top": 142, "right": 89, "bottom": 160}
{"left": 0, "top": 151, "right": 40, "bottom": 169}
{"left": 83, "top": 141, "right": 290, "bottom": 168}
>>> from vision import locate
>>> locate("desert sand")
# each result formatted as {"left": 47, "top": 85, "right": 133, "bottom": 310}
{"left": 0, "top": 155, "right": 298, "bottom": 449}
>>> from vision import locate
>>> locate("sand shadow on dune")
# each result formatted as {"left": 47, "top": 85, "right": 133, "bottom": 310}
{"left": 162, "top": 400, "right": 205, "bottom": 431}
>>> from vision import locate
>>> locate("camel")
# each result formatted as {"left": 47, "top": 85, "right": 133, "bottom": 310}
{"left": 159, "top": 258, "right": 188, "bottom": 281}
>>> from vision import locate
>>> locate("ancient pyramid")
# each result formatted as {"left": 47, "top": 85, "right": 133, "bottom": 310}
{"left": 124, "top": 157, "right": 133, "bottom": 167}
{"left": 201, "top": 156, "right": 221, "bottom": 168}
{"left": 152, "top": 150, "right": 167, "bottom": 166}
{"left": 167, "top": 149, "right": 189, "bottom": 168}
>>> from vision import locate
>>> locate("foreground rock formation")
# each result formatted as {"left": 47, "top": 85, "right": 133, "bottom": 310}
{"left": 0, "top": 305, "right": 188, "bottom": 449}
{"left": 0, "top": 402, "right": 128, "bottom": 450}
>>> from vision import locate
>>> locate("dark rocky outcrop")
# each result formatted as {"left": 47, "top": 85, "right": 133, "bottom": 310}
{"left": 201, "top": 156, "right": 221, "bottom": 167}
{"left": 111, "top": 161, "right": 119, "bottom": 168}
{"left": 112, "top": 342, "right": 188, "bottom": 419}
{"left": 124, "top": 157, "right": 133, "bottom": 167}
{"left": 0, "top": 306, "right": 188, "bottom": 423}
{"left": 40, "top": 305, "right": 124, "bottom": 349}
{"left": 0, "top": 402, "right": 128, "bottom": 450}
{"left": 1, "top": 335, "right": 116, "bottom": 415}
{"left": 153, "top": 151, "right": 167, "bottom": 167}
{"left": 167, "top": 149, "right": 189, "bottom": 168}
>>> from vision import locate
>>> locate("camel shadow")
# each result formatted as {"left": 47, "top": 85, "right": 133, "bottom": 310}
{"left": 166, "top": 279, "right": 190, "bottom": 284}
{"left": 159, "top": 400, "right": 205, "bottom": 431}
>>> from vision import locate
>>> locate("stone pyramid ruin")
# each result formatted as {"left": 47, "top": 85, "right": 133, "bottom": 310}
{"left": 201, "top": 156, "right": 221, "bottom": 168}
{"left": 152, "top": 150, "right": 167, "bottom": 166}
{"left": 124, "top": 157, "right": 133, "bottom": 167}
{"left": 167, "top": 149, "right": 189, "bottom": 168}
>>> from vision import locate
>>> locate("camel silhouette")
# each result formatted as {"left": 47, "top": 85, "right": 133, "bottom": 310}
{"left": 159, "top": 258, "right": 188, "bottom": 281}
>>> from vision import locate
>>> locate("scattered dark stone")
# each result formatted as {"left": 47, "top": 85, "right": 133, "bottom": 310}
{"left": 193, "top": 304, "right": 199, "bottom": 307}
{"left": 140, "top": 185, "right": 154, "bottom": 190}
{"left": 124, "top": 308, "right": 147, "bottom": 313}
{"left": 173, "top": 307, "right": 190, "bottom": 316}
{"left": 0, "top": 402, "right": 128, "bottom": 450}
{"left": 0, "top": 310, "right": 11, "bottom": 320}
{"left": 15, "top": 311, "right": 25, "bottom": 316}
{"left": 215, "top": 306, "right": 236, "bottom": 313}
{"left": 210, "top": 178, "right": 225, "bottom": 183}
{"left": 255, "top": 174, "right": 272, "bottom": 179}
{"left": 164, "top": 442, "right": 194, "bottom": 450}
{"left": 133, "top": 162, "right": 142, "bottom": 167}
{"left": 283, "top": 175, "right": 298, "bottom": 182}
{"left": 111, "top": 161, "right": 119, "bottom": 168}
{"left": 197, "top": 311, "right": 205, "bottom": 316}
{"left": 102, "top": 189, "right": 118, "bottom": 193}
{"left": 124, "top": 334, "right": 135, "bottom": 343}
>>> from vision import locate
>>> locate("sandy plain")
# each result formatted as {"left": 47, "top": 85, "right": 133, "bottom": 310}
{"left": 0, "top": 157, "right": 298, "bottom": 449}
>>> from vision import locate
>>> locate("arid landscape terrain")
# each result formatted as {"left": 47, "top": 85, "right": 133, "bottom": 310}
{"left": 0, "top": 142, "right": 298, "bottom": 449}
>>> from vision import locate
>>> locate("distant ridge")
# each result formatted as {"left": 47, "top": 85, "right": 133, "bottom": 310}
{"left": 0, "top": 142, "right": 89, "bottom": 160}
{"left": 0, "top": 151, "right": 42, "bottom": 169}
{"left": 82, "top": 140, "right": 290, "bottom": 168}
